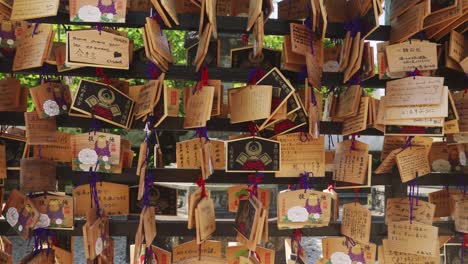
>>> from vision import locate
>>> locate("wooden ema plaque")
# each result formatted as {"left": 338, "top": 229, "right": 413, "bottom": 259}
{"left": 30, "top": 192, "right": 74, "bottom": 230}
{"left": 226, "top": 136, "right": 280, "bottom": 172}
{"left": 2, "top": 189, "right": 40, "bottom": 240}
{"left": 20, "top": 158, "right": 56, "bottom": 193}
{"left": 73, "top": 182, "right": 129, "bottom": 217}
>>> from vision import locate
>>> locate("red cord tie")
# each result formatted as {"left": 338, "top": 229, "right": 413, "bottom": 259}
{"left": 354, "top": 188, "right": 360, "bottom": 205}
{"left": 196, "top": 176, "right": 207, "bottom": 198}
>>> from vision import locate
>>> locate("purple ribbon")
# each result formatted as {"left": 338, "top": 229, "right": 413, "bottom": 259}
{"left": 401, "top": 136, "right": 414, "bottom": 150}
{"left": 303, "top": 17, "right": 315, "bottom": 56}
{"left": 88, "top": 113, "right": 101, "bottom": 135}
{"left": 194, "top": 127, "right": 210, "bottom": 141}
{"left": 32, "top": 228, "right": 51, "bottom": 256}
{"left": 146, "top": 61, "right": 162, "bottom": 79}
{"left": 90, "top": 161, "right": 102, "bottom": 217}
{"left": 96, "top": 23, "right": 102, "bottom": 34}
{"left": 408, "top": 178, "right": 419, "bottom": 224}
{"left": 344, "top": 18, "right": 361, "bottom": 38}
{"left": 347, "top": 73, "right": 363, "bottom": 87}
{"left": 299, "top": 172, "right": 314, "bottom": 192}
{"left": 310, "top": 87, "right": 318, "bottom": 106}
{"left": 142, "top": 121, "right": 154, "bottom": 208}
{"left": 345, "top": 236, "right": 357, "bottom": 248}
{"left": 297, "top": 66, "right": 308, "bottom": 84}
{"left": 32, "top": 23, "right": 39, "bottom": 37}
{"left": 248, "top": 172, "right": 264, "bottom": 198}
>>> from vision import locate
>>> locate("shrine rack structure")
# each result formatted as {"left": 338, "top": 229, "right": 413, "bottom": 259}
{"left": 0, "top": 9, "right": 466, "bottom": 263}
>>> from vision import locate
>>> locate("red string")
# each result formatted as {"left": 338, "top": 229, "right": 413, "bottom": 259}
{"left": 248, "top": 122, "right": 258, "bottom": 137}
{"left": 293, "top": 229, "right": 303, "bottom": 256}
{"left": 197, "top": 66, "right": 209, "bottom": 91}
{"left": 327, "top": 184, "right": 335, "bottom": 191}
{"left": 196, "top": 176, "right": 207, "bottom": 198}
{"left": 95, "top": 67, "right": 111, "bottom": 87}
{"left": 241, "top": 33, "right": 249, "bottom": 46}
{"left": 354, "top": 188, "right": 360, "bottom": 205}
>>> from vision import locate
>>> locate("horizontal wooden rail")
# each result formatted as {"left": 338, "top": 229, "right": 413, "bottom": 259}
{"left": 29, "top": 13, "right": 392, "bottom": 40}
{"left": 5, "top": 167, "right": 465, "bottom": 186}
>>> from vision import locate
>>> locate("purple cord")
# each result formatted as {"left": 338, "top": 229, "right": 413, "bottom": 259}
{"left": 32, "top": 23, "right": 39, "bottom": 37}
{"left": 90, "top": 163, "right": 102, "bottom": 217}
{"left": 344, "top": 18, "right": 361, "bottom": 38}
{"left": 141, "top": 121, "right": 154, "bottom": 208}
{"left": 32, "top": 228, "right": 51, "bottom": 256}
{"left": 401, "top": 136, "right": 414, "bottom": 150}
{"left": 297, "top": 66, "right": 308, "bottom": 84}
{"left": 195, "top": 127, "right": 210, "bottom": 141}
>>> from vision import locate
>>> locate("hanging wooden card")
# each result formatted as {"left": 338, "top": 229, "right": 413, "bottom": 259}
{"left": 86, "top": 216, "right": 110, "bottom": 260}
{"left": 0, "top": 250, "right": 12, "bottom": 264}
{"left": 66, "top": 29, "right": 130, "bottom": 69}
{"left": 13, "top": 23, "right": 54, "bottom": 71}
{"left": 341, "top": 203, "right": 372, "bottom": 245}
{"left": 172, "top": 240, "right": 223, "bottom": 263}
{"left": 24, "top": 111, "right": 57, "bottom": 145}
{"left": 448, "top": 30, "right": 466, "bottom": 63}
{"left": 227, "top": 185, "right": 270, "bottom": 212}
{"left": 226, "top": 244, "right": 274, "bottom": 264}
{"left": 454, "top": 199, "right": 468, "bottom": 233}
{"left": 395, "top": 146, "right": 431, "bottom": 182}
{"left": 322, "top": 237, "right": 377, "bottom": 264}
{"left": 0, "top": 134, "right": 27, "bottom": 169}
{"left": 134, "top": 80, "right": 161, "bottom": 119}
{"left": 230, "top": 46, "right": 282, "bottom": 70}
{"left": 277, "top": 0, "right": 309, "bottom": 20}
{"left": 382, "top": 239, "right": 440, "bottom": 264}
{"left": 387, "top": 221, "right": 439, "bottom": 257}
{"left": 183, "top": 86, "right": 214, "bottom": 128}
{"left": 390, "top": 0, "right": 430, "bottom": 43}
{"left": 386, "top": 41, "right": 438, "bottom": 73}
{"left": 305, "top": 40, "right": 324, "bottom": 89}
{"left": 10, "top": 0, "right": 59, "bottom": 20}
{"left": 145, "top": 17, "right": 173, "bottom": 64}
{"left": 253, "top": 13, "right": 264, "bottom": 58}
{"left": 69, "top": 0, "right": 127, "bottom": 23}
{"left": 424, "top": 0, "right": 464, "bottom": 29}
{"left": 2, "top": 189, "right": 40, "bottom": 240}
{"left": 275, "top": 133, "right": 325, "bottom": 177}
{"left": 342, "top": 97, "right": 369, "bottom": 136}
{"left": 234, "top": 197, "right": 264, "bottom": 251}
{"left": 30, "top": 192, "right": 74, "bottom": 230}
{"left": 228, "top": 85, "right": 272, "bottom": 124}
{"left": 385, "top": 76, "right": 444, "bottom": 106}
{"left": 73, "top": 182, "right": 130, "bottom": 217}
{"left": 31, "top": 132, "right": 72, "bottom": 163}
{"left": 386, "top": 197, "right": 435, "bottom": 225}
{"left": 128, "top": 184, "right": 178, "bottom": 215}
{"left": 194, "top": 23, "right": 213, "bottom": 72}
{"left": 151, "top": 0, "right": 180, "bottom": 28}
{"left": 176, "top": 138, "right": 225, "bottom": 170}
{"left": 30, "top": 81, "right": 72, "bottom": 118}
{"left": 152, "top": 83, "right": 170, "bottom": 127}
{"left": 335, "top": 85, "right": 361, "bottom": 119}
{"left": 253, "top": 67, "right": 296, "bottom": 129}
{"left": 20, "top": 158, "right": 56, "bottom": 193}
{"left": 333, "top": 147, "right": 369, "bottom": 184}
{"left": 0, "top": 78, "right": 21, "bottom": 111}
{"left": 70, "top": 80, "right": 135, "bottom": 129}
{"left": 188, "top": 188, "right": 210, "bottom": 229}
{"left": 429, "top": 189, "right": 452, "bottom": 217}
{"left": 246, "top": 0, "right": 261, "bottom": 31}
{"left": 195, "top": 197, "right": 216, "bottom": 244}
{"left": 277, "top": 189, "right": 331, "bottom": 229}
{"left": 226, "top": 136, "right": 280, "bottom": 172}
{"left": 71, "top": 132, "right": 122, "bottom": 173}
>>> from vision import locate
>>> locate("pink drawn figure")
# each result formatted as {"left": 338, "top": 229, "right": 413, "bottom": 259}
{"left": 97, "top": 0, "right": 117, "bottom": 15}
